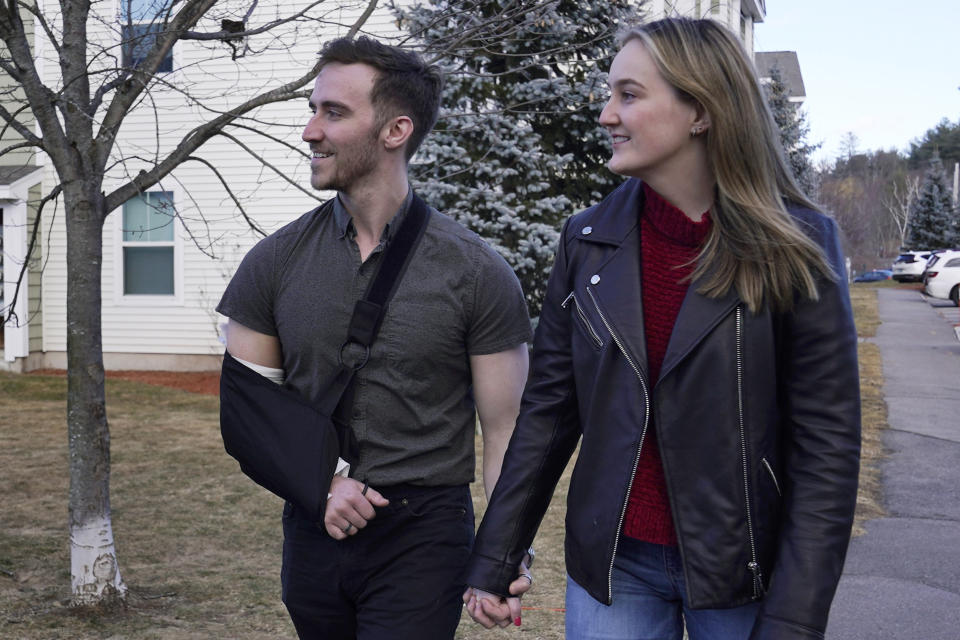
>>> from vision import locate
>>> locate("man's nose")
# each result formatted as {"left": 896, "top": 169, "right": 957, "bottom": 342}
{"left": 302, "top": 115, "right": 323, "bottom": 142}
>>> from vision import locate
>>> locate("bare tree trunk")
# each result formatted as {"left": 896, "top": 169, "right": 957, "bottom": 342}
{"left": 65, "top": 185, "right": 126, "bottom": 606}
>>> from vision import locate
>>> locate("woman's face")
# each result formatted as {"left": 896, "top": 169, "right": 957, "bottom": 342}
{"left": 599, "top": 39, "right": 705, "bottom": 181}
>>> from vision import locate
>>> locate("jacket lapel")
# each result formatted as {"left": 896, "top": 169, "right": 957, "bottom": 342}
{"left": 581, "top": 179, "right": 650, "bottom": 381}
{"left": 659, "top": 269, "right": 741, "bottom": 383}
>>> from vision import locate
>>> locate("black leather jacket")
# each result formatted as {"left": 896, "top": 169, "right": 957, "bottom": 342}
{"left": 464, "top": 179, "right": 861, "bottom": 639}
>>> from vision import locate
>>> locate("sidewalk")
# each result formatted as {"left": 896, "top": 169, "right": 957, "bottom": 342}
{"left": 827, "top": 288, "right": 960, "bottom": 638}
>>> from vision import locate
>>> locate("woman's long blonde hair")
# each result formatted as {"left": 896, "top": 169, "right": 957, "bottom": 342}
{"left": 621, "top": 18, "right": 834, "bottom": 313}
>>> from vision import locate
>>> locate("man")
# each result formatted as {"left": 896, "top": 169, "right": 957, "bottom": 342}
{"left": 216, "top": 37, "right": 532, "bottom": 639}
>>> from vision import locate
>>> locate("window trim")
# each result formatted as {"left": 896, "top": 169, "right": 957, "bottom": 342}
{"left": 112, "top": 187, "right": 184, "bottom": 306}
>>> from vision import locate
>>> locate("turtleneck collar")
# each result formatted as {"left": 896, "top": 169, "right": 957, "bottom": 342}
{"left": 641, "top": 182, "right": 711, "bottom": 248}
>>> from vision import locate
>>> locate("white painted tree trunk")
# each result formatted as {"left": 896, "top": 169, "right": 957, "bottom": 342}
{"left": 70, "top": 515, "right": 126, "bottom": 606}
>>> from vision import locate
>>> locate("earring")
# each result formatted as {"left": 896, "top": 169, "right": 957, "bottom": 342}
{"left": 691, "top": 126, "right": 703, "bottom": 136}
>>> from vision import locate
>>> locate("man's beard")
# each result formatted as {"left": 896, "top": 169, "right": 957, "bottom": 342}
{"left": 310, "top": 128, "right": 380, "bottom": 193}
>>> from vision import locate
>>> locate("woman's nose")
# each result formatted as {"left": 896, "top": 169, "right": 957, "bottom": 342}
{"left": 598, "top": 100, "right": 616, "bottom": 126}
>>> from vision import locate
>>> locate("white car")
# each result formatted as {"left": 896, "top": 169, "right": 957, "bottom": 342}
{"left": 924, "top": 252, "right": 960, "bottom": 306}
{"left": 891, "top": 250, "right": 933, "bottom": 282}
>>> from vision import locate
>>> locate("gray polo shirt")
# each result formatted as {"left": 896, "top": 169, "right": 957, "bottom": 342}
{"left": 217, "top": 189, "right": 532, "bottom": 486}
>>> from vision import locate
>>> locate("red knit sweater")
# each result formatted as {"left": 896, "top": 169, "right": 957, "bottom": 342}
{"left": 622, "top": 183, "right": 711, "bottom": 546}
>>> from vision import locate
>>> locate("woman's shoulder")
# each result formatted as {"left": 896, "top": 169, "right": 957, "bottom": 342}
{"left": 785, "top": 201, "right": 840, "bottom": 243}
{"left": 563, "top": 178, "right": 643, "bottom": 241}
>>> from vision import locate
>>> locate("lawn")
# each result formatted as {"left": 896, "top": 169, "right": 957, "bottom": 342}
{"left": 0, "top": 288, "right": 887, "bottom": 639}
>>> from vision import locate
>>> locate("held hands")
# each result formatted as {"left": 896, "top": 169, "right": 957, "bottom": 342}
{"left": 323, "top": 476, "right": 389, "bottom": 540}
{"left": 462, "top": 558, "right": 534, "bottom": 628}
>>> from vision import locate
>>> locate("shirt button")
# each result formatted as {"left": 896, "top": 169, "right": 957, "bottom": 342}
{"left": 582, "top": 226, "right": 593, "bottom": 235}
{"left": 590, "top": 275, "right": 600, "bottom": 285}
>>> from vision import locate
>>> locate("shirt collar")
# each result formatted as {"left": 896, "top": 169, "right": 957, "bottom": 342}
{"left": 332, "top": 186, "right": 413, "bottom": 242}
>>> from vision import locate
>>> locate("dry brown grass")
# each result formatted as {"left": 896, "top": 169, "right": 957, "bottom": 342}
{"left": 848, "top": 284, "right": 889, "bottom": 535}
{"left": 0, "top": 287, "right": 888, "bottom": 638}
{"left": 0, "top": 375, "right": 295, "bottom": 639}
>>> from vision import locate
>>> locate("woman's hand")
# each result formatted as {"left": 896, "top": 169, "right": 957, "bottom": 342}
{"left": 462, "top": 560, "right": 534, "bottom": 628}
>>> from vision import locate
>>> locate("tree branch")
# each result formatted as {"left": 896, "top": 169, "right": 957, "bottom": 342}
{"left": 3, "top": 184, "right": 62, "bottom": 326}
{"left": 178, "top": 0, "right": 327, "bottom": 41}
{"left": 215, "top": 130, "right": 321, "bottom": 202}
{"left": 183, "top": 155, "right": 267, "bottom": 237}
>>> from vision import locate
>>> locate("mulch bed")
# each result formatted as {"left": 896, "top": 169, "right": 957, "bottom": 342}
{"left": 28, "top": 369, "right": 220, "bottom": 396}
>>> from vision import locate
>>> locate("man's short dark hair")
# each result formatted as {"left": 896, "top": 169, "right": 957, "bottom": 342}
{"left": 318, "top": 36, "right": 443, "bottom": 161}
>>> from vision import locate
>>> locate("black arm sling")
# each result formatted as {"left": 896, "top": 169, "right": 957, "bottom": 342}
{"left": 220, "top": 193, "right": 430, "bottom": 522}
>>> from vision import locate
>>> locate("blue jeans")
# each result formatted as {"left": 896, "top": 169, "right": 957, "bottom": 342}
{"left": 566, "top": 537, "right": 760, "bottom": 640}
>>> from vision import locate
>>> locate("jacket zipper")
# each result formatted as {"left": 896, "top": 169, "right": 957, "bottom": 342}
{"left": 562, "top": 291, "right": 603, "bottom": 348}
{"left": 587, "top": 286, "right": 650, "bottom": 605}
{"left": 736, "top": 306, "right": 765, "bottom": 599}
{"left": 761, "top": 457, "right": 782, "bottom": 497}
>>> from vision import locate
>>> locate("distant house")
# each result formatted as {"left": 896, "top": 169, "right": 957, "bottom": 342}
{"left": 647, "top": 0, "right": 767, "bottom": 54}
{"left": 755, "top": 51, "right": 807, "bottom": 103}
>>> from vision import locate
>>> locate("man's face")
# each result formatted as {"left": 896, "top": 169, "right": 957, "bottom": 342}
{"left": 302, "top": 63, "right": 383, "bottom": 193}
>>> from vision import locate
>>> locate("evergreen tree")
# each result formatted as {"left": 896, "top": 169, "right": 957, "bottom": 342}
{"left": 908, "top": 117, "right": 960, "bottom": 171}
{"left": 394, "top": 0, "right": 643, "bottom": 315}
{"left": 763, "top": 66, "right": 820, "bottom": 197}
{"left": 907, "top": 153, "right": 956, "bottom": 249}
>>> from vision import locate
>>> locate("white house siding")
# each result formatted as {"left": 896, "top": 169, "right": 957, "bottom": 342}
{"left": 646, "top": 0, "right": 763, "bottom": 55}
{"left": 37, "top": 0, "right": 405, "bottom": 369}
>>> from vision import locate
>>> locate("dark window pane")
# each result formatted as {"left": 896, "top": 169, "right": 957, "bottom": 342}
{"left": 124, "top": 246, "right": 174, "bottom": 295}
{"left": 122, "top": 23, "right": 173, "bottom": 72}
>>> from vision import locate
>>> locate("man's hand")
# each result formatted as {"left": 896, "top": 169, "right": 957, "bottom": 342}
{"left": 323, "top": 476, "right": 389, "bottom": 540}
{"left": 462, "top": 561, "right": 533, "bottom": 628}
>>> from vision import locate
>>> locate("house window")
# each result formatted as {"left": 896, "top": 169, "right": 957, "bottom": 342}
{"left": 121, "top": 191, "right": 175, "bottom": 295}
{"left": 122, "top": 0, "right": 173, "bottom": 72}
{"left": 711, "top": 0, "right": 721, "bottom": 14}
{"left": 695, "top": 0, "right": 702, "bottom": 16}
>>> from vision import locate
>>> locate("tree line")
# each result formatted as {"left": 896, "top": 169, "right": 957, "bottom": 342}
{"left": 818, "top": 120, "right": 960, "bottom": 273}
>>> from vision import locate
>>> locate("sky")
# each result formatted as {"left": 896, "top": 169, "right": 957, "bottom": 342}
{"left": 753, "top": 0, "right": 960, "bottom": 164}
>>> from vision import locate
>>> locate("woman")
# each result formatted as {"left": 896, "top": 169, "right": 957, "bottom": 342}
{"left": 462, "top": 17, "right": 860, "bottom": 640}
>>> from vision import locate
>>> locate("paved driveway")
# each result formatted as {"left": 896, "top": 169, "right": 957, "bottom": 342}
{"left": 827, "top": 288, "right": 960, "bottom": 639}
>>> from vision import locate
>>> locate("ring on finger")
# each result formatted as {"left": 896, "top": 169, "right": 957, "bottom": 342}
{"left": 521, "top": 573, "right": 533, "bottom": 585}
{"left": 343, "top": 523, "right": 353, "bottom": 534}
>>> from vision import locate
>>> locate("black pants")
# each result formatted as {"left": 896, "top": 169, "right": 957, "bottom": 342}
{"left": 280, "top": 483, "right": 474, "bottom": 640}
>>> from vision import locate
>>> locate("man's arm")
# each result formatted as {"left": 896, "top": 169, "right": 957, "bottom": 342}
{"left": 466, "top": 343, "right": 532, "bottom": 629}
{"left": 225, "top": 319, "right": 283, "bottom": 367}
{"left": 224, "top": 318, "right": 387, "bottom": 539}
{"left": 470, "top": 343, "right": 529, "bottom": 501}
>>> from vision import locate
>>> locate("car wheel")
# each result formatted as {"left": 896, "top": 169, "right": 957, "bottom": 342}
{"left": 951, "top": 286, "right": 959, "bottom": 307}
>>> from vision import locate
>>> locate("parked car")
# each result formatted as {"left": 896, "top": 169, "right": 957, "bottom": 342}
{"left": 891, "top": 250, "right": 933, "bottom": 282}
{"left": 924, "top": 253, "right": 960, "bottom": 306}
{"left": 853, "top": 269, "right": 894, "bottom": 283}
{"left": 921, "top": 249, "right": 960, "bottom": 283}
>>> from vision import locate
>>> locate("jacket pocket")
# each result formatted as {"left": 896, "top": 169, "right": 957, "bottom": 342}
{"left": 563, "top": 291, "right": 603, "bottom": 350}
